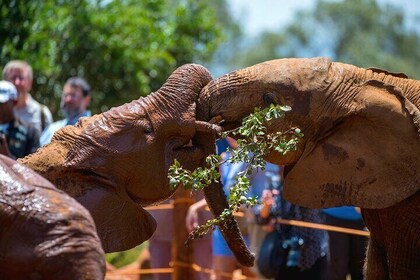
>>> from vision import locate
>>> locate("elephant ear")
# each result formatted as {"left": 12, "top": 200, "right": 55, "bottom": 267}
{"left": 283, "top": 80, "right": 420, "bottom": 209}
{"left": 76, "top": 187, "right": 157, "bottom": 253}
{"left": 367, "top": 67, "right": 409, "bottom": 79}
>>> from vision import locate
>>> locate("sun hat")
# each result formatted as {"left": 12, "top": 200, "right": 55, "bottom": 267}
{"left": 0, "top": 80, "right": 17, "bottom": 103}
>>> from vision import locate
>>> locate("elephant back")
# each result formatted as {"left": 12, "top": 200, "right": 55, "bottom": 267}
{"left": 0, "top": 155, "right": 105, "bottom": 279}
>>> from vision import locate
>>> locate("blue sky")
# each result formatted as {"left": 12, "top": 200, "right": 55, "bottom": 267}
{"left": 228, "top": 0, "right": 420, "bottom": 36}
{"left": 206, "top": 0, "right": 420, "bottom": 76}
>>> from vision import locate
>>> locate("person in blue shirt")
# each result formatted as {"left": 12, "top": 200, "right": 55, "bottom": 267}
{"left": 255, "top": 168, "right": 330, "bottom": 280}
{"left": 186, "top": 137, "right": 281, "bottom": 279}
{"left": 323, "top": 207, "right": 367, "bottom": 280}
{"left": 40, "top": 77, "right": 91, "bottom": 146}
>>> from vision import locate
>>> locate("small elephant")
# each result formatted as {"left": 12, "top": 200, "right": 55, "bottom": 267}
{"left": 0, "top": 154, "right": 105, "bottom": 279}
{"left": 196, "top": 57, "right": 420, "bottom": 279}
{"left": 19, "top": 64, "right": 253, "bottom": 266}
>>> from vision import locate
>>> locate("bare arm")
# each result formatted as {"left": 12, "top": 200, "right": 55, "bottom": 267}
{"left": 185, "top": 198, "right": 208, "bottom": 232}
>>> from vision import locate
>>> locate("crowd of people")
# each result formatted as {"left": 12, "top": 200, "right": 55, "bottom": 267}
{"left": 0, "top": 60, "right": 91, "bottom": 159}
{"left": 0, "top": 59, "right": 368, "bottom": 280}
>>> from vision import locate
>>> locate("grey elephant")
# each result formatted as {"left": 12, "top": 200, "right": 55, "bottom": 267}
{"left": 19, "top": 64, "right": 253, "bottom": 268}
{"left": 0, "top": 154, "right": 105, "bottom": 279}
{"left": 195, "top": 57, "right": 420, "bottom": 280}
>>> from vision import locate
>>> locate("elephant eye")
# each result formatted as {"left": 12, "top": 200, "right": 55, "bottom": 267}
{"left": 139, "top": 119, "right": 153, "bottom": 134}
{"left": 136, "top": 119, "right": 153, "bottom": 134}
{"left": 143, "top": 122, "right": 153, "bottom": 134}
{"left": 263, "top": 92, "right": 278, "bottom": 106}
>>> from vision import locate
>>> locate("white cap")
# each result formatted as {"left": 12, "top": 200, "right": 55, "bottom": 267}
{"left": 0, "top": 80, "right": 17, "bottom": 103}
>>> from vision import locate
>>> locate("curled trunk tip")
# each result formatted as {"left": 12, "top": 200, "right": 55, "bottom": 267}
{"left": 162, "top": 63, "right": 213, "bottom": 103}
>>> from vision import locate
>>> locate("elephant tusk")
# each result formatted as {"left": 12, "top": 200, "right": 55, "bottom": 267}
{"left": 209, "top": 115, "right": 224, "bottom": 125}
{"left": 195, "top": 120, "right": 223, "bottom": 137}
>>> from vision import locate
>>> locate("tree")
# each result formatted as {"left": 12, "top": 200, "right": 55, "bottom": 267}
{"left": 0, "top": 0, "right": 226, "bottom": 117}
{"left": 231, "top": 0, "right": 420, "bottom": 79}
{"left": 203, "top": 0, "right": 244, "bottom": 77}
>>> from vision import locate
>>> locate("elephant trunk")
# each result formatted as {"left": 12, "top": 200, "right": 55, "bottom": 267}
{"left": 156, "top": 63, "right": 213, "bottom": 119}
{"left": 203, "top": 181, "right": 255, "bottom": 267}
{"left": 197, "top": 68, "right": 264, "bottom": 126}
{"left": 145, "top": 63, "right": 254, "bottom": 263}
{"left": 194, "top": 81, "right": 256, "bottom": 266}
{"left": 195, "top": 64, "right": 301, "bottom": 266}
{"left": 192, "top": 132, "right": 255, "bottom": 266}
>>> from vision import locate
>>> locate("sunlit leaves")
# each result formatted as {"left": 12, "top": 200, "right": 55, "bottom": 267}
{"left": 169, "top": 154, "right": 222, "bottom": 191}
{"left": 169, "top": 105, "right": 303, "bottom": 238}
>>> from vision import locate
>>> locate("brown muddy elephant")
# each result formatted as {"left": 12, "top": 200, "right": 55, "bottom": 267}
{"left": 0, "top": 154, "right": 105, "bottom": 279}
{"left": 18, "top": 63, "right": 253, "bottom": 266}
{"left": 195, "top": 57, "right": 420, "bottom": 279}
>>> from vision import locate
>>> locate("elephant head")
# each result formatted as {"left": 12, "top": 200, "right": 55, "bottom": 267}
{"left": 197, "top": 57, "right": 420, "bottom": 211}
{"left": 0, "top": 155, "right": 105, "bottom": 279}
{"left": 20, "top": 64, "right": 224, "bottom": 253}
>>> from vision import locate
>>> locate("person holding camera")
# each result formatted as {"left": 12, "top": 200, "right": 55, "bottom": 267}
{"left": 0, "top": 80, "right": 40, "bottom": 159}
{"left": 255, "top": 167, "right": 329, "bottom": 280}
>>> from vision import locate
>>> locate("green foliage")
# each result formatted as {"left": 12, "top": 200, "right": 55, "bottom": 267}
{"left": 168, "top": 105, "right": 303, "bottom": 238}
{"left": 106, "top": 242, "right": 147, "bottom": 268}
{"left": 0, "top": 0, "right": 226, "bottom": 117}
{"left": 229, "top": 0, "right": 420, "bottom": 79}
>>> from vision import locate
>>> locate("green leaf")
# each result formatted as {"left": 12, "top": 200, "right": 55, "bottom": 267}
{"left": 168, "top": 104, "right": 303, "bottom": 238}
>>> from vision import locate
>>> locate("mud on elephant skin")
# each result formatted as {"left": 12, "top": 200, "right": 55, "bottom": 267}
{"left": 197, "top": 57, "right": 420, "bottom": 279}
{"left": 0, "top": 154, "right": 105, "bottom": 279}
{"left": 19, "top": 64, "right": 243, "bottom": 259}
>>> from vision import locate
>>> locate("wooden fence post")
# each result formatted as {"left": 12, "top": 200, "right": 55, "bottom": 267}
{"left": 171, "top": 188, "right": 195, "bottom": 279}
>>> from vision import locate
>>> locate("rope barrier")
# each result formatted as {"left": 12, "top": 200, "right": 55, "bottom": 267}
{"left": 109, "top": 202, "right": 370, "bottom": 278}
{"left": 276, "top": 218, "right": 370, "bottom": 236}
{"left": 144, "top": 197, "right": 194, "bottom": 210}
{"left": 106, "top": 261, "right": 260, "bottom": 279}
{"left": 144, "top": 204, "right": 173, "bottom": 210}
{"left": 145, "top": 203, "right": 370, "bottom": 236}
{"left": 107, "top": 267, "right": 173, "bottom": 275}
{"left": 172, "top": 197, "right": 196, "bottom": 205}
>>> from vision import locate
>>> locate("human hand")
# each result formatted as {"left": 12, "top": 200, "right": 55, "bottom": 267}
{"left": 0, "top": 133, "right": 12, "bottom": 158}
{"left": 185, "top": 204, "right": 200, "bottom": 232}
{"left": 260, "top": 189, "right": 275, "bottom": 218}
{"left": 262, "top": 189, "right": 276, "bottom": 206}
{"left": 185, "top": 199, "right": 207, "bottom": 232}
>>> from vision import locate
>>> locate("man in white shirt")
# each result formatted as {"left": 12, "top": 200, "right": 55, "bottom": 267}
{"left": 3, "top": 60, "right": 53, "bottom": 134}
{"left": 40, "top": 77, "right": 91, "bottom": 146}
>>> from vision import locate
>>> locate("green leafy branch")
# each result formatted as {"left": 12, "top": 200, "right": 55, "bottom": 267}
{"left": 168, "top": 104, "right": 304, "bottom": 238}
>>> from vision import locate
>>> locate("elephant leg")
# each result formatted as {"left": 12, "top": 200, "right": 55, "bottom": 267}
{"left": 363, "top": 192, "right": 420, "bottom": 280}
{"left": 385, "top": 192, "right": 420, "bottom": 280}
{"left": 364, "top": 239, "right": 389, "bottom": 280}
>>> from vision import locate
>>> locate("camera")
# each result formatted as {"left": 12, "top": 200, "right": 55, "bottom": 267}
{"left": 265, "top": 172, "right": 305, "bottom": 268}
{"left": 283, "top": 236, "right": 304, "bottom": 267}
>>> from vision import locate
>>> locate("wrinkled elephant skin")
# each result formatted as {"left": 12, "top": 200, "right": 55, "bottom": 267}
{"left": 0, "top": 154, "right": 105, "bottom": 279}
{"left": 197, "top": 57, "right": 420, "bottom": 279}
{"left": 20, "top": 64, "right": 244, "bottom": 259}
